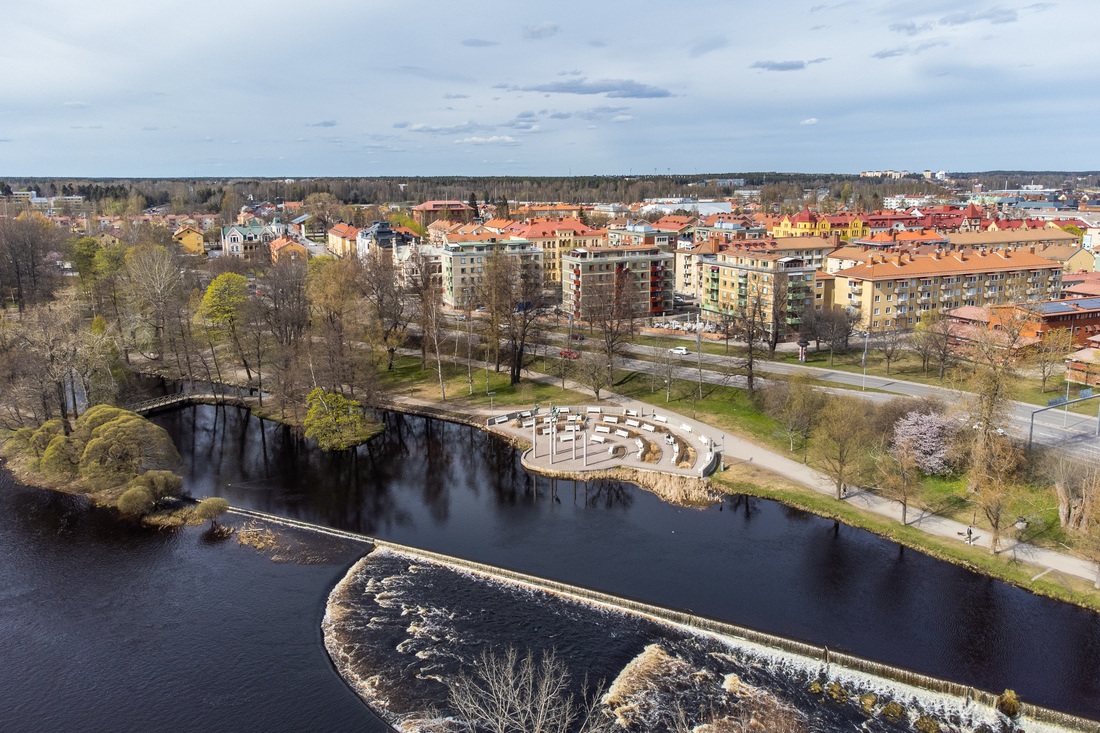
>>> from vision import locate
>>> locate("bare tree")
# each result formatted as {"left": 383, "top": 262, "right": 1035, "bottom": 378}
{"left": 580, "top": 265, "right": 644, "bottom": 377}
{"left": 1030, "top": 327, "right": 1074, "bottom": 393}
{"left": 762, "top": 374, "right": 825, "bottom": 454}
{"left": 874, "top": 325, "right": 906, "bottom": 375}
{"left": 912, "top": 311, "right": 954, "bottom": 381}
{"left": 876, "top": 442, "right": 921, "bottom": 525}
{"left": 810, "top": 394, "right": 874, "bottom": 499}
{"left": 968, "top": 434, "right": 1022, "bottom": 554}
{"left": 448, "top": 647, "right": 614, "bottom": 733}
{"left": 576, "top": 353, "right": 612, "bottom": 401}
{"left": 362, "top": 247, "right": 408, "bottom": 371}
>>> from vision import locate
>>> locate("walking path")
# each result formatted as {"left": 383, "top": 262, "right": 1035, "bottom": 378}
{"left": 387, "top": 351, "right": 1100, "bottom": 588}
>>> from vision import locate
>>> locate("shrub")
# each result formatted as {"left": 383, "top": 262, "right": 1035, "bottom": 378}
{"left": 79, "top": 413, "right": 180, "bottom": 490}
{"left": 117, "top": 486, "right": 154, "bottom": 516}
{"left": 192, "top": 497, "right": 230, "bottom": 527}
{"left": 126, "top": 470, "right": 182, "bottom": 501}
{"left": 996, "top": 689, "right": 1020, "bottom": 718}
{"left": 29, "top": 419, "right": 65, "bottom": 458}
{"left": 6, "top": 427, "right": 35, "bottom": 454}
{"left": 39, "top": 435, "right": 81, "bottom": 478}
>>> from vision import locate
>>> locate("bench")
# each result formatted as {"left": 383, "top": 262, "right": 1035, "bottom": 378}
{"left": 543, "top": 416, "right": 554, "bottom": 424}
{"left": 625, "top": 408, "right": 639, "bottom": 417}
{"left": 641, "top": 423, "right": 655, "bottom": 432}
{"left": 595, "top": 425, "right": 611, "bottom": 434}
{"left": 568, "top": 414, "right": 582, "bottom": 422}
{"left": 590, "top": 434, "right": 606, "bottom": 444}
{"left": 586, "top": 406, "right": 602, "bottom": 414}
{"left": 519, "top": 411, "right": 531, "bottom": 418}
{"left": 565, "top": 424, "right": 579, "bottom": 432}
{"left": 672, "top": 443, "right": 680, "bottom": 455}
{"left": 699, "top": 435, "right": 709, "bottom": 446}
{"left": 652, "top": 414, "right": 668, "bottom": 423}
{"left": 560, "top": 433, "right": 575, "bottom": 442}
{"left": 634, "top": 439, "right": 644, "bottom": 450}
{"left": 603, "top": 416, "right": 619, "bottom": 424}
{"left": 522, "top": 420, "right": 535, "bottom": 428}
{"left": 494, "top": 416, "right": 510, "bottom": 425}
{"left": 614, "top": 429, "right": 629, "bottom": 438}
{"left": 680, "top": 423, "right": 692, "bottom": 433}
{"left": 625, "top": 418, "right": 640, "bottom": 428}
{"left": 608, "top": 446, "right": 616, "bottom": 455}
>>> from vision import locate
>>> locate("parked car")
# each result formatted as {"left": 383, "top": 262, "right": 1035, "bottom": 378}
{"left": 668, "top": 346, "right": 689, "bottom": 356}
{"left": 558, "top": 349, "right": 580, "bottom": 359}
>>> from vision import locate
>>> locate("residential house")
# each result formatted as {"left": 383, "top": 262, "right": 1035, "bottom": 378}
{"left": 411, "top": 200, "right": 475, "bottom": 226}
{"left": 439, "top": 235, "right": 543, "bottom": 308}
{"left": 606, "top": 220, "right": 673, "bottom": 250}
{"left": 269, "top": 236, "right": 309, "bottom": 263}
{"left": 698, "top": 250, "right": 816, "bottom": 339}
{"left": 221, "top": 218, "right": 285, "bottom": 259}
{"left": 327, "top": 222, "right": 360, "bottom": 258}
{"left": 172, "top": 225, "right": 205, "bottom": 255}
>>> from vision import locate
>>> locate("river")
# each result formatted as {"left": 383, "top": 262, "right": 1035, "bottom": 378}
{"left": 147, "top": 404, "right": 1100, "bottom": 721}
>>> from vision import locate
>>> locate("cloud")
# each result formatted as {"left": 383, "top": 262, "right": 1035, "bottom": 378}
{"left": 455, "top": 135, "right": 519, "bottom": 145}
{"left": 523, "top": 22, "right": 560, "bottom": 40}
{"left": 309, "top": 120, "right": 337, "bottom": 127}
{"left": 575, "top": 105, "right": 630, "bottom": 120}
{"left": 443, "top": 93, "right": 469, "bottom": 99}
{"left": 1024, "top": 2, "right": 1055, "bottom": 10}
{"left": 872, "top": 39, "right": 948, "bottom": 59}
{"left": 800, "top": 118, "right": 818, "bottom": 125}
{"left": 940, "top": 7, "right": 1018, "bottom": 26}
{"left": 399, "top": 121, "right": 490, "bottom": 135}
{"left": 0, "top": 138, "right": 11, "bottom": 143}
{"left": 462, "top": 38, "right": 498, "bottom": 47}
{"left": 610, "top": 114, "right": 633, "bottom": 123}
{"left": 889, "top": 20, "right": 933, "bottom": 35}
{"left": 498, "top": 78, "right": 671, "bottom": 98}
{"left": 558, "top": 69, "right": 583, "bottom": 76}
{"left": 689, "top": 36, "right": 728, "bottom": 58}
{"left": 751, "top": 58, "right": 829, "bottom": 71}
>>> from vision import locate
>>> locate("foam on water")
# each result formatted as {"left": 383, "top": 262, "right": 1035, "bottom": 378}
{"left": 325, "top": 548, "right": 1083, "bottom": 732}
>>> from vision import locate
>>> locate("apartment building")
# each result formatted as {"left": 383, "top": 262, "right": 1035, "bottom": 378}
{"left": 327, "top": 222, "right": 360, "bottom": 258}
{"left": 606, "top": 221, "right": 673, "bottom": 250}
{"left": 833, "top": 249, "right": 1063, "bottom": 331}
{"left": 505, "top": 218, "right": 604, "bottom": 284}
{"left": 562, "top": 245, "right": 673, "bottom": 321}
{"left": 439, "top": 235, "right": 543, "bottom": 308}
{"left": 698, "top": 251, "right": 816, "bottom": 338}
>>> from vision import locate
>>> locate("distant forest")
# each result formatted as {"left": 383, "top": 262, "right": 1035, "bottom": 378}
{"left": 1, "top": 171, "right": 1096, "bottom": 219}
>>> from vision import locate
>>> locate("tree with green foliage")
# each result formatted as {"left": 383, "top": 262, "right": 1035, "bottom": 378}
{"left": 199, "top": 272, "right": 253, "bottom": 383}
{"left": 810, "top": 394, "right": 875, "bottom": 500}
{"left": 304, "top": 388, "right": 372, "bottom": 450}
{"left": 76, "top": 409, "right": 181, "bottom": 491}
{"left": 193, "top": 497, "right": 230, "bottom": 528}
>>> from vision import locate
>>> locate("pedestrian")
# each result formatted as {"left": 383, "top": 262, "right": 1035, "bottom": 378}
{"left": 966, "top": 525, "right": 973, "bottom": 544}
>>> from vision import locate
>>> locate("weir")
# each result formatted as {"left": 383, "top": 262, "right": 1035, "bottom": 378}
{"left": 230, "top": 507, "right": 1100, "bottom": 732}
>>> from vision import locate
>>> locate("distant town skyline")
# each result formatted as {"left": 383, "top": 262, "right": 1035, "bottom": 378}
{"left": 1, "top": 0, "right": 1093, "bottom": 177}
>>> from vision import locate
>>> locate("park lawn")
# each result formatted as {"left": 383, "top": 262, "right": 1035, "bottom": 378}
{"left": 379, "top": 354, "right": 590, "bottom": 409}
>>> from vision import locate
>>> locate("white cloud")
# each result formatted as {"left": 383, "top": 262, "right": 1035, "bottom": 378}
{"left": 454, "top": 135, "right": 519, "bottom": 145}
{"left": 800, "top": 118, "right": 818, "bottom": 125}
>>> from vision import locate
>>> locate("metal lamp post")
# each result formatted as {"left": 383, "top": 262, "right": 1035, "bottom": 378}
{"left": 488, "top": 391, "right": 496, "bottom": 416}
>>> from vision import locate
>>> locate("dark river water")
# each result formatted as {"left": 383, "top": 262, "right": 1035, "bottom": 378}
{"left": 0, "top": 479, "right": 390, "bottom": 733}
{"left": 145, "top": 405, "right": 1100, "bottom": 721}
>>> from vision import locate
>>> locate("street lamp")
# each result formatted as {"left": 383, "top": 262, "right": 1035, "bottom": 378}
{"left": 861, "top": 330, "right": 869, "bottom": 391}
{"left": 488, "top": 391, "right": 496, "bottom": 416}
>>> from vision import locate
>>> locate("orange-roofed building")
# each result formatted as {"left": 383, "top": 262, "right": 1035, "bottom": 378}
{"left": 327, "top": 222, "right": 360, "bottom": 258}
{"left": 833, "top": 249, "right": 1063, "bottom": 330}
{"left": 411, "top": 200, "right": 474, "bottom": 226}
{"left": 506, "top": 217, "right": 604, "bottom": 283}
{"left": 270, "top": 236, "right": 308, "bottom": 263}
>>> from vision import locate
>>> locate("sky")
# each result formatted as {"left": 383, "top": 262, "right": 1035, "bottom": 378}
{"left": 0, "top": 0, "right": 1095, "bottom": 177}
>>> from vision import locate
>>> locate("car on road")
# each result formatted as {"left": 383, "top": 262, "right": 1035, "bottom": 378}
{"left": 558, "top": 349, "right": 580, "bottom": 359}
{"left": 668, "top": 346, "right": 689, "bottom": 356}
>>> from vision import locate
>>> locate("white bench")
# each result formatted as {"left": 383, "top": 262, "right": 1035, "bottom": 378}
{"left": 653, "top": 414, "right": 668, "bottom": 423}
{"left": 634, "top": 439, "right": 644, "bottom": 450}
{"left": 614, "top": 429, "right": 629, "bottom": 438}
{"left": 560, "top": 433, "right": 575, "bottom": 442}
{"left": 607, "top": 446, "right": 616, "bottom": 455}
{"left": 641, "top": 423, "right": 655, "bottom": 432}
{"left": 680, "top": 423, "right": 692, "bottom": 433}
{"left": 568, "top": 414, "right": 582, "bottom": 422}
{"left": 543, "top": 416, "right": 554, "bottom": 424}
{"left": 625, "top": 418, "right": 640, "bottom": 428}
{"left": 672, "top": 443, "right": 680, "bottom": 455}
{"left": 494, "top": 416, "right": 510, "bottom": 425}
{"left": 595, "top": 425, "right": 611, "bottom": 434}
{"left": 699, "top": 435, "right": 709, "bottom": 446}
{"left": 590, "top": 435, "right": 606, "bottom": 444}
{"left": 557, "top": 406, "right": 573, "bottom": 414}
{"left": 625, "top": 408, "right": 639, "bottom": 417}
{"left": 603, "top": 416, "right": 619, "bottom": 424}
{"left": 519, "top": 411, "right": 531, "bottom": 418}
{"left": 586, "top": 406, "right": 602, "bottom": 414}
{"left": 522, "top": 420, "right": 535, "bottom": 428}
{"left": 565, "top": 424, "right": 579, "bottom": 432}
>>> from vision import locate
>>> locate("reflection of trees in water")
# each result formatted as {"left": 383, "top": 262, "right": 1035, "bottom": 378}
{"left": 949, "top": 576, "right": 1002, "bottom": 674}
{"left": 419, "top": 418, "right": 453, "bottom": 524}
{"left": 581, "top": 479, "right": 634, "bottom": 510}
{"left": 726, "top": 494, "right": 759, "bottom": 520}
